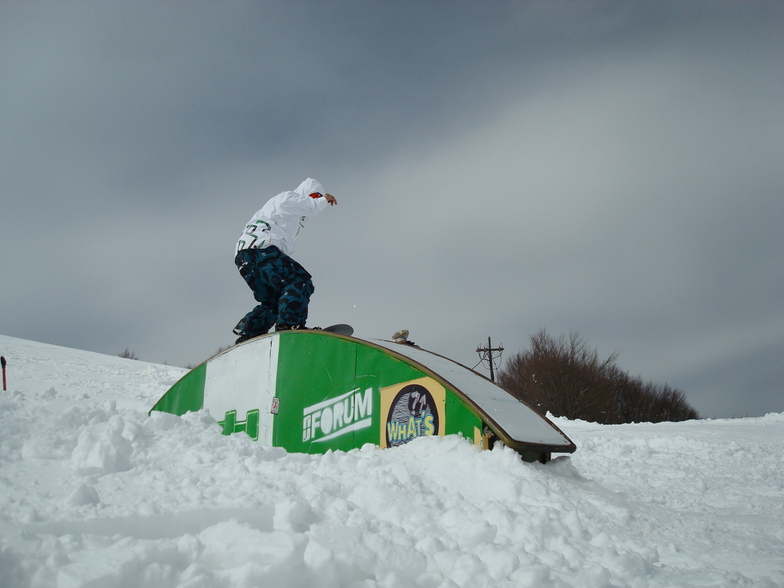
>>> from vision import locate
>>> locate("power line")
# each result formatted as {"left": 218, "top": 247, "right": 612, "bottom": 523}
{"left": 476, "top": 337, "right": 504, "bottom": 382}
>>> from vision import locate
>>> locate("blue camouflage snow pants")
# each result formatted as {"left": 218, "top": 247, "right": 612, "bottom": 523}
{"left": 233, "top": 247, "right": 314, "bottom": 337}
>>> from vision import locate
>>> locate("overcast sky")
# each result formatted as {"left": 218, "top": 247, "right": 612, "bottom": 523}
{"left": 1, "top": 1, "right": 782, "bottom": 419}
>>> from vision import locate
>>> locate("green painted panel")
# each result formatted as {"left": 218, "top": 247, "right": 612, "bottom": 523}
{"left": 274, "top": 333, "right": 367, "bottom": 453}
{"left": 149, "top": 363, "right": 206, "bottom": 416}
{"left": 445, "top": 390, "right": 484, "bottom": 441}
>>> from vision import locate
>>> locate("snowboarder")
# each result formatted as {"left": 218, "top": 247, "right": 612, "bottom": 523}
{"left": 232, "top": 178, "right": 337, "bottom": 344}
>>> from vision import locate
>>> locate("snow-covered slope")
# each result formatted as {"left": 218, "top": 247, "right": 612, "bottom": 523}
{"left": 0, "top": 334, "right": 782, "bottom": 588}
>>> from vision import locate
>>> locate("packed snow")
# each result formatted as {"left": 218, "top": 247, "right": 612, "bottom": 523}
{"left": 0, "top": 334, "right": 782, "bottom": 588}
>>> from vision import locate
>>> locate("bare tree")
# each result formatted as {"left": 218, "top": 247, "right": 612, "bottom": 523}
{"left": 498, "top": 329, "right": 698, "bottom": 424}
{"left": 118, "top": 349, "right": 139, "bottom": 360}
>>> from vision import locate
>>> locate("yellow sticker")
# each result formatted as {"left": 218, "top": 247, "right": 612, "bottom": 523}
{"left": 379, "top": 377, "right": 446, "bottom": 448}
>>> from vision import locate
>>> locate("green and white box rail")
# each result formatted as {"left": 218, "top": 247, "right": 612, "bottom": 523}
{"left": 150, "top": 330, "right": 576, "bottom": 462}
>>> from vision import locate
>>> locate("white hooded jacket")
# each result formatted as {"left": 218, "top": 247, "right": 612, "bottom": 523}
{"left": 236, "top": 178, "right": 329, "bottom": 256}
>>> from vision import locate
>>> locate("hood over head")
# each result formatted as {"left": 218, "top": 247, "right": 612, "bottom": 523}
{"left": 295, "top": 178, "right": 325, "bottom": 198}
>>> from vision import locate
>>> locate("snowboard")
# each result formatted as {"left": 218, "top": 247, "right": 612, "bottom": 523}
{"left": 321, "top": 323, "right": 354, "bottom": 336}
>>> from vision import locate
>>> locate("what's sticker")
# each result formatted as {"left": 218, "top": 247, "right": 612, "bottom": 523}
{"left": 380, "top": 377, "right": 445, "bottom": 448}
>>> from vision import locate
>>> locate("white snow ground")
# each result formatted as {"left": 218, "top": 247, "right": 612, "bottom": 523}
{"left": 0, "top": 334, "right": 782, "bottom": 588}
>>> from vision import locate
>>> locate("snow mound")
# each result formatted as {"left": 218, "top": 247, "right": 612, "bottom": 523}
{"left": 1, "top": 334, "right": 782, "bottom": 588}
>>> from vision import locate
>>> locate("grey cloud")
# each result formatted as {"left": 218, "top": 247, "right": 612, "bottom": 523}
{"left": 1, "top": 1, "right": 781, "bottom": 417}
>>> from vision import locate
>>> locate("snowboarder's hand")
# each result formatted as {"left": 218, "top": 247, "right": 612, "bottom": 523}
{"left": 325, "top": 193, "right": 337, "bottom": 206}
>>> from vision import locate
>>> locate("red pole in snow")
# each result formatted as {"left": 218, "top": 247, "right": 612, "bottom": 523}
{"left": 1, "top": 356, "right": 6, "bottom": 391}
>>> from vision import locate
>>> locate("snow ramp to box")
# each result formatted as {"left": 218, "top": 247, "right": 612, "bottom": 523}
{"left": 150, "top": 330, "right": 576, "bottom": 462}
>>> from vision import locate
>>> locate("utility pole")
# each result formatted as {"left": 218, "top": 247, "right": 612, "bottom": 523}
{"left": 476, "top": 337, "right": 504, "bottom": 382}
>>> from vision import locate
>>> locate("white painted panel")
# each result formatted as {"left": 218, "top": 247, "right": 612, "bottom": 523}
{"left": 372, "top": 340, "right": 570, "bottom": 447}
{"left": 203, "top": 337, "right": 279, "bottom": 444}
